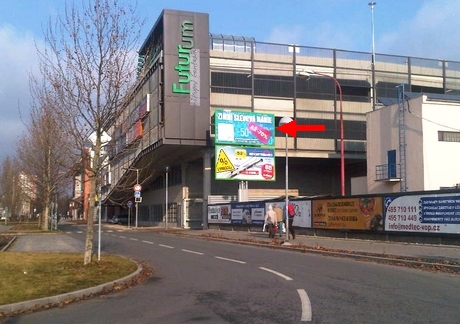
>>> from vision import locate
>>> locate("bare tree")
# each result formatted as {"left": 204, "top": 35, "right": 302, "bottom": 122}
{"left": 16, "top": 80, "right": 73, "bottom": 230}
{"left": 37, "top": 0, "right": 143, "bottom": 264}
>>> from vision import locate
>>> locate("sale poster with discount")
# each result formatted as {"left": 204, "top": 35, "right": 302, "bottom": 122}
{"left": 214, "top": 109, "right": 275, "bottom": 147}
{"left": 215, "top": 145, "right": 276, "bottom": 181}
{"left": 384, "top": 194, "right": 460, "bottom": 234}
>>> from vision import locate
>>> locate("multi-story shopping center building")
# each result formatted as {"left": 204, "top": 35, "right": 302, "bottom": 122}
{"left": 102, "top": 9, "right": 460, "bottom": 228}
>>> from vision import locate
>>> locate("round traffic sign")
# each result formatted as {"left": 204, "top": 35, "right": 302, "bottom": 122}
{"left": 127, "top": 200, "right": 133, "bottom": 208}
{"left": 133, "top": 184, "right": 142, "bottom": 191}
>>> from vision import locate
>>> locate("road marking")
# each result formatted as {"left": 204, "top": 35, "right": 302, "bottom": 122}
{"left": 119, "top": 236, "right": 126, "bottom": 239}
{"left": 182, "top": 249, "right": 204, "bottom": 255}
{"left": 142, "top": 240, "right": 154, "bottom": 244}
{"left": 106, "top": 230, "right": 113, "bottom": 232}
{"left": 297, "top": 289, "right": 312, "bottom": 321}
{"left": 129, "top": 238, "right": 138, "bottom": 241}
{"left": 76, "top": 231, "right": 83, "bottom": 234}
{"left": 159, "top": 244, "right": 174, "bottom": 249}
{"left": 215, "top": 256, "right": 246, "bottom": 264}
{"left": 259, "top": 267, "right": 293, "bottom": 281}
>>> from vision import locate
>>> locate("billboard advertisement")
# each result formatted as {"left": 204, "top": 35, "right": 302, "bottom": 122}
{"left": 207, "top": 204, "right": 231, "bottom": 224}
{"left": 215, "top": 145, "right": 275, "bottom": 181}
{"left": 384, "top": 194, "right": 460, "bottom": 234}
{"left": 313, "top": 197, "right": 383, "bottom": 230}
{"left": 264, "top": 200, "right": 312, "bottom": 228}
{"left": 230, "top": 202, "right": 265, "bottom": 225}
{"left": 214, "top": 110, "right": 275, "bottom": 146}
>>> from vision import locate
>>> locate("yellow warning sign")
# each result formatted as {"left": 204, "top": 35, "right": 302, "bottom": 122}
{"left": 216, "top": 149, "right": 235, "bottom": 173}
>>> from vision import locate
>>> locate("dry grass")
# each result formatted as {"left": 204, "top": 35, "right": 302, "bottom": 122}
{"left": 0, "top": 253, "right": 137, "bottom": 305}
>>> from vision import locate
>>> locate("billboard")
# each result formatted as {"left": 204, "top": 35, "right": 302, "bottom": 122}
{"left": 215, "top": 146, "right": 275, "bottom": 181}
{"left": 264, "top": 200, "right": 312, "bottom": 228}
{"left": 214, "top": 110, "right": 275, "bottom": 146}
{"left": 384, "top": 194, "right": 460, "bottom": 234}
{"left": 313, "top": 197, "right": 383, "bottom": 230}
{"left": 230, "top": 202, "right": 265, "bottom": 225}
{"left": 207, "top": 204, "right": 231, "bottom": 224}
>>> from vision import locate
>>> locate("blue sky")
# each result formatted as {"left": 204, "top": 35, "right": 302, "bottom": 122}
{"left": 1, "top": 0, "right": 460, "bottom": 163}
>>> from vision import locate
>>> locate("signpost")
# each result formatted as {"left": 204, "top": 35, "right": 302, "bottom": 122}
{"left": 133, "top": 184, "right": 141, "bottom": 227}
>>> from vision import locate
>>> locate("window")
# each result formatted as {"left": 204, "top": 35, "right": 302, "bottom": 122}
{"left": 438, "top": 131, "right": 460, "bottom": 142}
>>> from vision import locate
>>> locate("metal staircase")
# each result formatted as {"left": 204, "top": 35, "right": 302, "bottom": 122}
{"left": 397, "top": 85, "right": 408, "bottom": 192}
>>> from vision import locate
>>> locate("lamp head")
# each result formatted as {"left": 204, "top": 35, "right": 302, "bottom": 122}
{"left": 279, "top": 116, "right": 293, "bottom": 127}
{"left": 296, "top": 70, "right": 313, "bottom": 80}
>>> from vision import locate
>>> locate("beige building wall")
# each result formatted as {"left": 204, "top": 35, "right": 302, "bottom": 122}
{"left": 367, "top": 94, "right": 460, "bottom": 194}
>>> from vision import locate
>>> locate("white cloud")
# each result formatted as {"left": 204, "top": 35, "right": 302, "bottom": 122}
{"left": 379, "top": 1, "right": 460, "bottom": 60}
{"left": 0, "top": 24, "right": 38, "bottom": 162}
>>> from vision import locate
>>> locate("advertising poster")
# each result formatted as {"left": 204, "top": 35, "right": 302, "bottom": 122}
{"left": 215, "top": 146, "right": 276, "bottom": 181}
{"left": 231, "top": 202, "right": 265, "bottom": 225}
{"left": 384, "top": 194, "right": 460, "bottom": 234}
{"left": 312, "top": 197, "right": 383, "bottom": 230}
{"left": 207, "top": 205, "right": 231, "bottom": 224}
{"left": 264, "top": 200, "right": 312, "bottom": 228}
{"left": 214, "top": 109, "right": 275, "bottom": 146}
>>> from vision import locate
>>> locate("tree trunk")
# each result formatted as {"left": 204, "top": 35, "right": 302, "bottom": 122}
{"left": 84, "top": 174, "right": 96, "bottom": 264}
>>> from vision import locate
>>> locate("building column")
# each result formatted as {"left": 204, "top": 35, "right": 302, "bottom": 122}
{"left": 202, "top": 148, "right": 213, "bottom": 229}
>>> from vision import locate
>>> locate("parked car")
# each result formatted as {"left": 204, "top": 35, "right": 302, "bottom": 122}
{"left": 109, "top": 215, "right": 130, "bottom": 225}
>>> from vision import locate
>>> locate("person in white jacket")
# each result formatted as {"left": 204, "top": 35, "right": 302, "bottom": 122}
{"left": 264, "top": 204, "right": 277, "bottom": 238}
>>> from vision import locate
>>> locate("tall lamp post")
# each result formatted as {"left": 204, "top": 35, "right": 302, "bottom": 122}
{"left": 369, "top": 2, "right": 377, "bottom": 110}
{"left": 279, "top": 116, "right": 293, "bottom": 242}
{"left": 297, "top": 70, "right": 345, "bottom": 196}
{"left": 165, "top": 166, "right": 169, "bottom": 230}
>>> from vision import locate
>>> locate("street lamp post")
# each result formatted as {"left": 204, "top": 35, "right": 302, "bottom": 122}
{"left": 369, "top": 2, "right": 377, "bottom": 110}
{"left": 165, "top": 166, "right": 169, "bottom": 230}
{"left": 279, "top": 116, "right": 293, "bottom": 242}
{"left": 297, "top": 70, "right": 345, "bottom": 196}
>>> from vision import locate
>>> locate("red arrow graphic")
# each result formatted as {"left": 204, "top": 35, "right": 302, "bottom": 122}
{"left": 277, "top": 119, "right": 326, "bottom": 137}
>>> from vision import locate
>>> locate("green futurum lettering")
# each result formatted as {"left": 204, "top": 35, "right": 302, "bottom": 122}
{"left": 172, "top": 20, "right": 194, "bottom": 94}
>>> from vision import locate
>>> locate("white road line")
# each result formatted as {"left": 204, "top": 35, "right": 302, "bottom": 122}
{"left": 142, "top": 240, "right": 154, "bottom": 244}
{"left": 297, "top": 289, "right": 312, "bottom": 322}
{"left": 76, "top": 231, "right": 83, "bottom": 233}
{"left": 159, "top": 244, "right": 174, "bottom": 249}
{"left": 182, "top": 249, "right": 204, "bottom": 255}
{"left": 106, "top": 230, "right": 113, "bottom": 232}
{"left": 119, "top": 236, "right": 126, "bottom": 239}
{"left": 214, "top": 256, "right": 246, "bottom": 264}
{"left": 129, "top": 238, "right": 138, "bottom": 241}
{"left": 259, "top": 267, "right": 293, "bottom": 281}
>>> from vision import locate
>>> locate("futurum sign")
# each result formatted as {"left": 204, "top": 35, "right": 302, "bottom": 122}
{"left": 214, "top": 110, "right": 275, "bottom": 147}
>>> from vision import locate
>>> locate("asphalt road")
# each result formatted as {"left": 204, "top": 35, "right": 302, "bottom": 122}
{"left": 4, "top": 224, "right": 460, "bottom": 324}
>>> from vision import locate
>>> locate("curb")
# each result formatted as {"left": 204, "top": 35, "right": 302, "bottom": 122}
{"left": 0, "top": 260, "right": 143, "bottom": 316}
{"left": 1, "top": 236, "right": 17, "bottom": 252}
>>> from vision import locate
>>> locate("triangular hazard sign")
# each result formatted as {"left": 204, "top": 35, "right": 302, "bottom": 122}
{"left": 216, "top": 149, "right": 235, "bottom": 173}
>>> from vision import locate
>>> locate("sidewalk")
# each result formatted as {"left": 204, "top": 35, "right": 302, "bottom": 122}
{"left": 174, "top": 228, "right": 460, "bottom": 263}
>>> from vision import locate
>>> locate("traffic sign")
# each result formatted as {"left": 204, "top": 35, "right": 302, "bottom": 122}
{"left": 127, "top": 201, "right": 133, "bottom": 208}
{"left": 134, "top": 191, "right": 141, "bottom": 198}
{"left": 133, "top": 184, "right": 142, "bottom": 191}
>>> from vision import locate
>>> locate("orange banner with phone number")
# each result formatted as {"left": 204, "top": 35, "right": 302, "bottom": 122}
{"left": 312, "top": 197, "right": 383, "bottom": 230}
